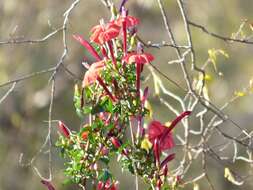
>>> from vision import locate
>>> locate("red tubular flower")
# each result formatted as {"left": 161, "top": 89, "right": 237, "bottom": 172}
{"left": 73, "top": 34, "right": 101, "bottom": 61}
{"left": 160, "top": 111, "right": 191, "bottom": 143}
{"left": 156, "top": 179, "right": 162, "bottom": 190}
{"left": 90, "top": 22, "right": 121, "bottom": 45}
{"left": 115, "top": 8, "right": 140, "bottom": 55}
{"left": 148, "top": 120, "right": 174, "bottom": 151}
{"left": 123, "top": 52, "right": 154, "bottom": 95}
{"left": 107, "top": 40, "right": 117, "bottom": 68}
{"left": 123, "top": 52, "right": 154, "bottom": 64}
{"left": 58, "top": 121, "right": 71, "bottom": 139}
{"left": 98, "top": 180, "right": 118, "bottom": 190}
{"left": 41, "top": 180, "right": 56, "bottom": 190}
{"left": 97, "top": 181, "right": 104, "bottom": 190}
{"left": 97, "top": 77, "right": 117, "bottom": 102}
{"left": 90, "top": 22, "right": 120, "bottom": 67}
{"left": 82, "top": 60, "right": 105, "bottom": 87}
{"left": 104, "top": 180, "right": 118, "bottom": 190}
{"left": 111, "top": 137, "right": 121, "bottom": 149}
{"left": 101, "top": 46, "right": 109, "bottom": 59}
{"left": 148, "top": 111, "right": 191, "bottom": 151}
{"left": 160, "top": 153, "right": 175, "bottom": 168}
{"left": 115, "top": 14, "right": 140, "bottom": 28}
{"left": 82, "top": 60, "right": 116, "bottom": 102}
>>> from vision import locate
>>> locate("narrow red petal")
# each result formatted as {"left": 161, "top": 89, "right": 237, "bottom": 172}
{"left": 160, "top": 153, "right": 175, "bottom": 168}
{"left": 73, "top": 34, "right": 101, "bottom": 61}
{"left": 168, "top": 111, "right": 192, "bottom": 132}
{"left": 136, "top": 63, "right": 141, "bottom": 96}
{"left": 154, "top": 138, "right": 160, "bottom": 167}
{"left": 108, "top": 41, "right": 117, "bottom": 68}
{"left": 160, "top": 111, "right": 191, "bottom": 143}
{"left": 122, "top": 20, "right": 127, "bottom": 55}
{"left": 97, "top": 76, "right": 116, "bottom": 102}
{"left": 111, "top": 137, "right": 121, "bottom": 148}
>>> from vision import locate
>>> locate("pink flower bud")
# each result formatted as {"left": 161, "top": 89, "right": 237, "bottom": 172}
{"left": 58, "top": 121, "right": 71, "bottom": 139}
{"left": 111, "top": 137, "right": 121, "bottom": 149}
{"left": 97, "top": 181, "right": 104, "bottom": 190}
{"left": 156, "top": 179, "right": 162, "bottom": 190}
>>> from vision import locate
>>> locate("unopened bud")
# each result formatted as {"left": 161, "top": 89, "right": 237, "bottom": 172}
{"left": 58, "top": 121, "right": 71, "bottom": 138}
{"left": 97, "top": 181, "right": 104, "bottom": 190}
{"left": 111, "top": 137, "right": 121, "bottom": 149}
{"left": 156, "top": 179, "right": 162, "bottom": 190}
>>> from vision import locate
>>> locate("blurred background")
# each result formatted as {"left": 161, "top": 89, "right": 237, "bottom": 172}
{"left": 0, "top": 0, "right": 253, "bottom": 189}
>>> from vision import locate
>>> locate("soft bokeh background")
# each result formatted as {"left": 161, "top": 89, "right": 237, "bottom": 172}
{"left": 0, "top": 0, "right": 253, "bottom": 189}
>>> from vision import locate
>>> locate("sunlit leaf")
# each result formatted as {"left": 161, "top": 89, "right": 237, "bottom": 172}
{"left": 224, "top": 167, "right": 244, "bottom": 186}
{"left": 234, "top": 91, "right": 246, "bottom": 97}
{"left": 249, "top": 23, "right": 253, "bottom": 32}
{"left": 144, "top": 100, "right": 153, "bottom": 119}
{"left": 141, "top": 137, "right": 152, "bottom": 152}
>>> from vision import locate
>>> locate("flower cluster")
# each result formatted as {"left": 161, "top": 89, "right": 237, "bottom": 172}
{"left": 55, "top": 3, "right": 191, "bottom": 190}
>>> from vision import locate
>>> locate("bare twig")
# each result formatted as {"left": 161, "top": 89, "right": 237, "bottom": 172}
{"left": 0, "top": 27, "right": 63, "bottom": 45}
{"left": 188, "top": 20, "right": 253, "bottom": 45}
{"left": 0, "top": 82, "right": 16, "bottom": 104}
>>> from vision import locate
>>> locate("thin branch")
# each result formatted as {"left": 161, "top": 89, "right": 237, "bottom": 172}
{"left": 50, "top": 0, "right": 80, "bottom": 81}
{"left": 0, "top": 27, "right": 63, "bottom": 45}
{"left": 0, "top": 67, "right": 55, "bottom": 88}
{"left": 0, "top": 82, "right": 16, "bottom": 104}
{"left": 188, "top": 20, "right": 253, "bottom": 45}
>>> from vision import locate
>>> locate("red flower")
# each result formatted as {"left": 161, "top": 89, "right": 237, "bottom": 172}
{"left": 83, "top": 60, "right": 116, "bottom": 102}
{"left": 148, "top": 120, "right": 174, "bottom": 151}
{"left": 58, "top": 121, "right": 71, "bottom": 139}
{"left": 115, "top": 15, "right": 140, "bottom": 28}
{"left": 117, "top": 13, "right": 140, "bottom": 55}
{"left": 73, "top": 35, "right": 101, "bottom": 61}
{"left": 97, "top": 180, "right": 118, "bottom": 190}
{"left": 160, "top": 153, "right": 175, "bottom": 168}
{"left": 90, "top": 22, "right": 120, "bottom": 68}
{"left": 90, "top": 22, "right": 120, "bottom": 45}
{"left": 111, "top": 137, "right": 121, "bottom": 149}
{"left": 148, "top": 111, "right": 191, "bottom": 151}
{"left": 82, "top": 60, "right": 105, "bottom": 87}
{"left": 123, "top": 52, "right": 154, "bottom": 94}
{"left": 123, "top": 52, "right": 154, "bottom": 65}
